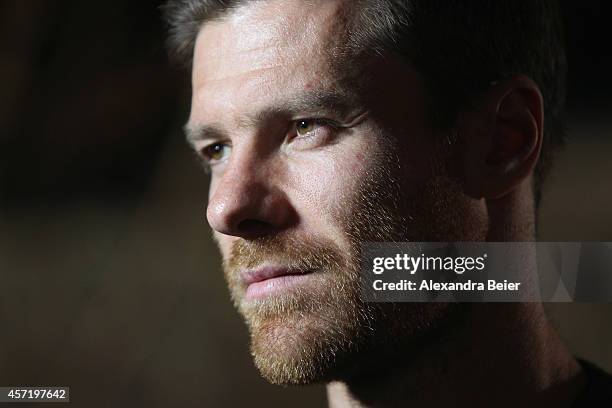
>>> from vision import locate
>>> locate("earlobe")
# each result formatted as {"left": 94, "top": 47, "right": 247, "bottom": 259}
{"left": 457, "top": 75, "right": 544, "bottom": 199}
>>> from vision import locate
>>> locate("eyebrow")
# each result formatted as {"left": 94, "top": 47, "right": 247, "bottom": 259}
{"left": 184, "top": 123, "right": 225, "bottom": 145}
{"left": 184, "top": 88, "right": 360, "bottom": 144}
{"left": 263, "top": 88, "right": 359, "bottom": 119}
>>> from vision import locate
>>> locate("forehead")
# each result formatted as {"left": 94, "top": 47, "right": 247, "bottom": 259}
{"left": 190, "top": 0, "right": 357, "bottom": 124}
{"left": 195, "top": 0, "right": 353, "bottom": 62}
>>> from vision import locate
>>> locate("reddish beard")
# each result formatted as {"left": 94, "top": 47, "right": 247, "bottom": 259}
{"left": 219, "top": 147, "right": 408, "bottom": 385}
{"left": 216, "top": 141, "right": 465, "bottom": 385}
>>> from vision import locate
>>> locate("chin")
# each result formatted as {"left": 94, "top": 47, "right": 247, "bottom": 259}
{"left": 245, "top": 292, "right": 370, "bottom": 385}
{"left": 246, "top": 299, "right": 461, "bottom": 386}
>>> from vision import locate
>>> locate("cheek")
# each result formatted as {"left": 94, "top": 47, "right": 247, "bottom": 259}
{"left": 285, "top": 141, "right": 373, "bottom": 238}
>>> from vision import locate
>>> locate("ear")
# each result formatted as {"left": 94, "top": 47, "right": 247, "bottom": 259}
{"left": 455, "top": 75, "right": 544, "bottom": 199}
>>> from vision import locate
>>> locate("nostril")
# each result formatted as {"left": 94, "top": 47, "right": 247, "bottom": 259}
{"left": 236, "top": 219, "right": 273, "bottom": 238}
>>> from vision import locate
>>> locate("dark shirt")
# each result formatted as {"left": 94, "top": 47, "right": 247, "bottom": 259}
{"left": 572, "top": 360, "right": 612, "bottom": 407}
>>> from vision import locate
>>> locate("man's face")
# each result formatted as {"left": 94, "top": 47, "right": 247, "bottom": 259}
{"left": 188, "top": 0, "right": 475, "bottom": 385}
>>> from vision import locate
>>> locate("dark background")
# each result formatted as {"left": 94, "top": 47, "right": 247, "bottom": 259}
{"left": 0, "top": 1, "right": 610, "bottom": 407}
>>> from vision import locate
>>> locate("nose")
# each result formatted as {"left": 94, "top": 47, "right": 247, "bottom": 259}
{"left": 206, "top": 156, "right": 295, "bottom": 239}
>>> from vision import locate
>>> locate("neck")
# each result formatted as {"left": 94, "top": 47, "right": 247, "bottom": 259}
{"left": 327, "top": 183, "right": 584, "bottom": 407}
{"left": 327, "top": 303, "right": 583, "bottom": 407}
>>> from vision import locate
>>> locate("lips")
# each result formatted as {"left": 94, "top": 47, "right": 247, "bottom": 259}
{"left": 241, "top": 266, "right": 313, "bottom": 300}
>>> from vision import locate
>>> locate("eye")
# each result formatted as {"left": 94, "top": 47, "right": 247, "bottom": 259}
{"left": 296, "top": 119, "right": 333, "bottom": 137}
{"left": 296, "top": 119, "right": 318, "bottom": 136}
{"left": 294, "top": 118, "right": 338, "bottom": 138}
{"left": 201, "top": 142, "right": 231, "bottom": 164}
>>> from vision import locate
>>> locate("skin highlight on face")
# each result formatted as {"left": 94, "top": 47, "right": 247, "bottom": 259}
{"left": 188, "top": 0, "right": 482, "bottom": 386}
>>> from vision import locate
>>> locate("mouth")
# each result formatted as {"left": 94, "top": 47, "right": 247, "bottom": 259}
{"left": 241, "top": 266, "right": 314, "bottom": 300}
